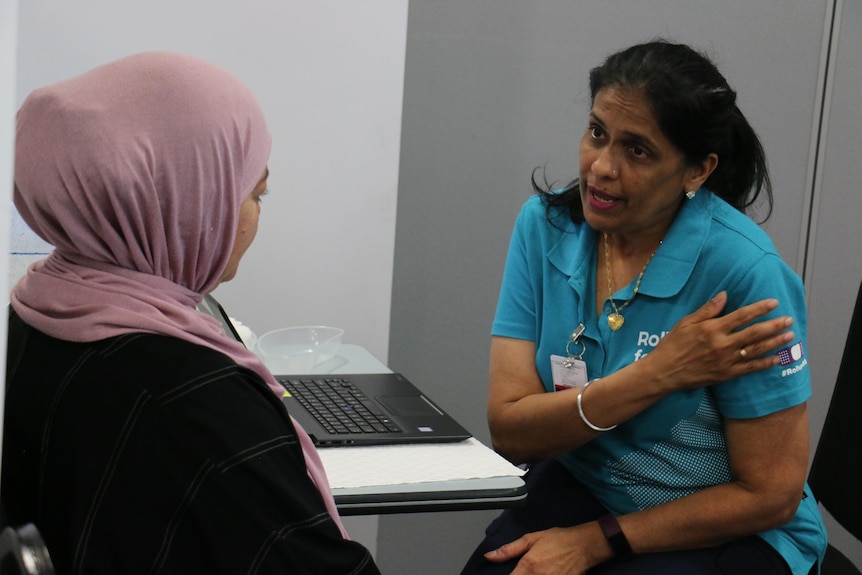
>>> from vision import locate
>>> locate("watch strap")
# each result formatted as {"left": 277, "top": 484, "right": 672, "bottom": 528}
{"left": 597, "top": 513, "right": 633, "bottom": 560}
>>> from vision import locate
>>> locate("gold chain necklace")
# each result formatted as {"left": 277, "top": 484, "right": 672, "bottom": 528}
{"left": 603, "top": 232, "right": 659, "bottom": 331}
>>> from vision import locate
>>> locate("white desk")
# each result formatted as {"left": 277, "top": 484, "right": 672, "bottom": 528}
{"left": 261, "top": 344, "right": 527, "bottom": 515}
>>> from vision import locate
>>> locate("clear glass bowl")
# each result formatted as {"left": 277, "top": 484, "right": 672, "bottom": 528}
{"left": 255, "top": 326, "right": 344, "bottom": 373}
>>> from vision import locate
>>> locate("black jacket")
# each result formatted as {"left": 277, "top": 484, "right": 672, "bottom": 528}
{"left": 2, "top": 308, "right": 379, "bottom": 574}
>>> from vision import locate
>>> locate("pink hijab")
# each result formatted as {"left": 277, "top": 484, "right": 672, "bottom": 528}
{"left": 12, "top": 52, "right": 347, "bottom": 537}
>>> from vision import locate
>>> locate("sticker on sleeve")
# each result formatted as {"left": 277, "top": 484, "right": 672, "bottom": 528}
{"left": 551, "top": 354, "right": 587, "bottom": 391}
{"left": 777, "top": 341, "right": 805, "bottom": 366}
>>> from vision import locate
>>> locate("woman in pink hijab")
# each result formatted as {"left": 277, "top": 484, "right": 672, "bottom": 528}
{"left": 3, "top": 52, "right": 380, "bottom": 575}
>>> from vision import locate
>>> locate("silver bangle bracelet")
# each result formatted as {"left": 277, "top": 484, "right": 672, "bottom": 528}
{"left": 577, "top": 378, "right": 617, "bottom": 432}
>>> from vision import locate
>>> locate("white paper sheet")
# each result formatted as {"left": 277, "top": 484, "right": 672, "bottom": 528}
{"left": 318, "top": 438, "right": 526, "bottom": 489}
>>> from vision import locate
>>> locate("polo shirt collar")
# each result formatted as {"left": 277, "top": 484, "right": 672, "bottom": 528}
{"left": 640, "top": 188, "right": 711, "bottom": 298}
{"left": 546, "top": 215, "right": 595, "bottom": 297}
{"left": 545, "top": 189, "right": 712, "bottom": 300}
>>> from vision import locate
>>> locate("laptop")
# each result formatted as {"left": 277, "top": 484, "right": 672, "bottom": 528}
{"left": 275, "top": 373, "right": 472, "bottom": 446}
{"left": 200, "top": 294, "right": 473, "bottom": 447}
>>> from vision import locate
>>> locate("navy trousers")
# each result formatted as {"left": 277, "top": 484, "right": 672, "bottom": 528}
{"left": 460, "top": 459, "right": 792, "bottom": 575}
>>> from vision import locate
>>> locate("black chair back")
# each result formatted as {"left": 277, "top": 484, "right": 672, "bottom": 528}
{"left": 808, "top": 281, "right": 862, "bottom": 573}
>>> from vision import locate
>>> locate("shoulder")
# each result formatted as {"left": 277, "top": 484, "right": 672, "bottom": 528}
{"left": 27, "top": 332, "right": 291, "bottom": 472}
{"left": 691, "top": 194, "right": 797, "bottom": 287}
{"left": 705, "top": 197, "right": 804, "bottom": 306}
{"left": 100, "top": 331, "right": 240, "bottom": 371}
{"left": 6, "top": 317, "right": 279, "bottom": 425}
{"left": 510, "top": 194, "right": 547, "bottom": 233}
{"left": 93, "top": 333, "right": 286, "bottom": 444}
{"left": 511, "top": 194, "right": 586, "bottom": 247}
{"left": 706, "top": 194, "right": 779, "bottom": 256}
{"left": 87, "top": 333, "right": 273, "bottom": 400}
{"left": 19, "top": 329, "right": 290, "bottom": 464}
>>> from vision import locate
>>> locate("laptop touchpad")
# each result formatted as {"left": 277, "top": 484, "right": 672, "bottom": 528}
{"left": 377, "top": 395, "right": 442, "bottom": 417}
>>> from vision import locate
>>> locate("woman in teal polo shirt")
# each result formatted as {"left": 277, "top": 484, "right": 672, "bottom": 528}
{"left": 462, "top": 41, "right": 826, "bottom": 575}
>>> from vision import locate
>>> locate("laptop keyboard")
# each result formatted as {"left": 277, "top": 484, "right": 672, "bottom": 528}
{"left": 280, "top": 378, "right": 403, "bottom": 435}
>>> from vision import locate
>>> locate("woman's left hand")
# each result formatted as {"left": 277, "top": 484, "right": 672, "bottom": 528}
{"left": 483, "top": 523, "right": 609, "bottom": 575}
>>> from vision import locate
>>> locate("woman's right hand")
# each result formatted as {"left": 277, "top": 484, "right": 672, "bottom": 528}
{"left": 640, "top": 291, "right": 795, "bottom": 392}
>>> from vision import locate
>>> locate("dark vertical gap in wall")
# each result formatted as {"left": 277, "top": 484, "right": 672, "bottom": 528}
{"left": 802, "top": 0, "right": 839, "bottom": 284}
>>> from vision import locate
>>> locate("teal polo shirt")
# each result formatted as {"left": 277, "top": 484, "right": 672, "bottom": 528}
{"left": 492, "top": 190, "right": 826, "bottom": 575}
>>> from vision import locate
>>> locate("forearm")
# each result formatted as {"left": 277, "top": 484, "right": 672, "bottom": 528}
{"left": 489, "top": 387, "right": 591, "bottom": 462}
{"left": 617, "top": 480, "right": 800, "bottom": 556}
{"left": 522, "top": 479, "right": 801, "bottom": 575}
{"left": 487, "top": 405, "right": 810, "bottom": 573}
{"left": 484, "top": 479, "right": 800, "bottom": 574}
{"left": 490, "top": 358, "right": 667, "bottom": 463}
{"left": 490, "top": 296, "right": 794, "bottom": 464}
{"left": 612, "top": 406, "right": 809, "bottom": 561}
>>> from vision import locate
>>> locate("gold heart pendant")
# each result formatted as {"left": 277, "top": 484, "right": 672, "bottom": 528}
{"left": 607, "top": 313, "right": 624, "bottom": 331}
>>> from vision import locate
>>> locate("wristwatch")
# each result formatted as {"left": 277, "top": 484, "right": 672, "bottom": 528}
{"left": 597, "top": 514, "right": 633, "bottom": 560}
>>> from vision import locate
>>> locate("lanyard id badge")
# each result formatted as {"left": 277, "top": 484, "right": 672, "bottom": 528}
{"left": 551, "top": 323, "right": 588, "bottom": 391}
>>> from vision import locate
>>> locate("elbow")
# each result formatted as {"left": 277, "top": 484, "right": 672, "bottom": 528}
{"left": 490, "top": 440, "right": 536, "bottom": 467}
{"left": 749, "top": 485, "right": 805, "bottom": 531}
{"left": 759, "top": 502, "right": 800, "bottom": 533}
{"left": 489, "top": 427, "right": 526, "bottom": 465}
{"left": 490, "top": 441, "right": 518, "bottom": 465}
{"left": 488, "top": 418, "right": 534, "bottom": 465}
{"left": 767, "top": 474, "right": 809, "bottom": 528}
{"left": 771, "top": 491, "right": 804, "bottom": 527}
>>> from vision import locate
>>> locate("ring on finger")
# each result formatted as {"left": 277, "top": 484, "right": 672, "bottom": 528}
{"left": 739, "top": 347, "right": 748, "bottom": 359}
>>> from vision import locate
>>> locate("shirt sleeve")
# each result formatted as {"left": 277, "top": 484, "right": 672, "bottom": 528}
{"left": 492, "top": 199, "right": 542, "bottom": 341}
{"left": 712, "top": 252, "right": 812, "bottom": 419}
